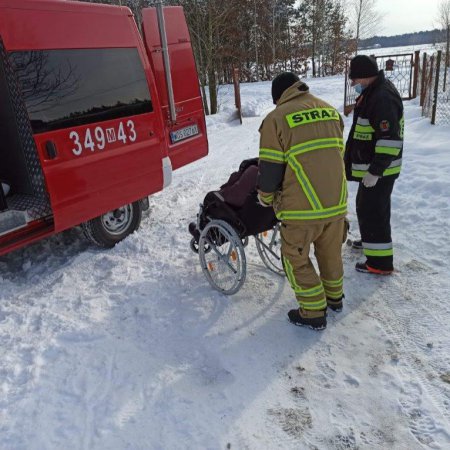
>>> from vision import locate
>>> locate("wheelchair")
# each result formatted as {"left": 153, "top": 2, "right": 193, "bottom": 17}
{"left": 189, "top": 191, "right": 284, "bottom": 295}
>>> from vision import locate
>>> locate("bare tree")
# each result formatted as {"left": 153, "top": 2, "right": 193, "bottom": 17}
{"left": 350, "top": 0, "right": 384, "bottom": 53}
{"left": 437, "top": 0, "right": 450, "bottom": 90}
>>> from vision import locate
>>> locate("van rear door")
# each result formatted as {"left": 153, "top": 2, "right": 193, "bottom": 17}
{"left": 142, "top": 6, "right": 208, "bottom": 170}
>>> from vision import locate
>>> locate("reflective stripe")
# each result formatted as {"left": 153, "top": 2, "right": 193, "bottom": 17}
{"left": 339, "top": 175, "right": 347, "bottom": 206}
{"left": 288, "top": 138, "right": 344, "bottom": 156}
{"left": 400, "top": 116, "right": 404, "bottom": 139}
{"left": 325, "top": 290, "right": 344, "bottom": 299}
{"left": 283, "top": 257, "right": 300, "bottom": 292}
{"left": 362, "top": 242, "right": 392, "bottom": 250}
{"left": 260, "top": 193, "right": 274, "bottom": 203}
{"left": 363, "top": 248, "right": 394, "bottom": 257}
{"left": 351, "top": 159, "right": 402, "bottom": 178}
{"left": 375, "top": 139, "right": 402, "bottom": 156}
{"left": 297, "top": 285, "right": 325, "bottom": 297}
{"left": 280, "top": 137, "right": 347, "bottom": 221}
{"left": 363, "top": 242, "right": 393, "bottom": 258}
{"left": 355, "top": 124, "right": 375, "bottom": 133}
{"left": 321, "top": 276, "right": 343, "bottom": 287}
{"left": 353, "top": 159, "right": 403, "bottom": 170}
{"left": 389, "top": 158, "right": 403, "bottom": 167}
{"left": 298, "top": 298, "right": 327, "bottom": 310}
{"left": 277, "top": 204, "right": 347, "bottom": 220}
{"left": 322, "top": 276, "right": 343, "bottom": 299}
{"left": 376, "top": 139, "right": 403, "bottom": 148}
{"left": 354, "top": 118, "right": 374, "bottom": 141}
{"left": 285, "top": 107, "right": 340, "bottom": 128}
{"left": 352, "top": 163, "right": 370, "bottom": 170}
{"left": 375, "top": 146, "right": 401, "bottom": 156}
{"left": 288, "top": 158, "right": 323, "bottom": 210}
{"left": 259, "top": 147, "right": 285, "bottom": 163}
{"left": 383, "top": 166, "right": 401, "bottom": 176}
{"left": 284, "top": 258, "right": 325, "bottom": 298}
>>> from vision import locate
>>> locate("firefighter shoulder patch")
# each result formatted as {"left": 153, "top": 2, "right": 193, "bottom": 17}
{"left": 380, "top": 120, "right": 390, "bottom": 131}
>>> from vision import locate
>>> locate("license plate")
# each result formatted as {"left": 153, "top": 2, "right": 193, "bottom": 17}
{"left": 170, "top": 124, "right": 199, "bottom": 143}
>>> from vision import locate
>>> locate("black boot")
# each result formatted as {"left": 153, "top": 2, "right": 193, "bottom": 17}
{"left": 288, "top": 309, "right": 327, "bottom": 331}
{"left": 355, "top": 261, "right": 393, "bottom": 275}
{"left": 327, "top": 295, "right": 344, "bottom": 312}
{"left": 351, "top": 239, "right": 363, "bottom": 249}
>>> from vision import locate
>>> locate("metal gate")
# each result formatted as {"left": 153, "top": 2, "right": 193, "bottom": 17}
{"left": 344, "top": 52, "right": 420, "bottom": 116}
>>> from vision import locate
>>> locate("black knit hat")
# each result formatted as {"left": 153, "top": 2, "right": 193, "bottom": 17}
{"left": 349, "top": 55, "right": 379, "bottom": 79}
{"left": 271, "top": 72, "right": 300, "bottom": 104}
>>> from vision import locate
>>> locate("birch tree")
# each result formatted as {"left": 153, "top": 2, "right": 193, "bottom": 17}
{"left": 350, "top": 0, "right": 384, "bottom": 53}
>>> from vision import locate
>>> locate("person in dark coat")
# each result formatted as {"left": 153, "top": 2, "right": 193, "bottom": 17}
{"left": 189, "top": 158, "right": 277, "bottom": 241}
{"left": 344, "top": 55, "right": 404, "bottom": 275}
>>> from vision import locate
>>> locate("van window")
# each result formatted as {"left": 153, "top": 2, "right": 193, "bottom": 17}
{"left": 9, "top": 48, "right": 153, "bottom": 134}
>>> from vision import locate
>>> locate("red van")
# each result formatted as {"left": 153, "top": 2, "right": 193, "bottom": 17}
{"left": 0, "top": 0, "right": 208, "bottom": 255}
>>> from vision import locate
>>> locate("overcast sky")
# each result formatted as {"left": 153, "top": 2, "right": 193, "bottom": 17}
{"left": 376, "top": 0, "right": 438, "bottom": 36}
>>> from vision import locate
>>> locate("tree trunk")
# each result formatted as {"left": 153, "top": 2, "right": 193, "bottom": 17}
{"left": 208, "top": 69, "right": 218, "bottom": 114}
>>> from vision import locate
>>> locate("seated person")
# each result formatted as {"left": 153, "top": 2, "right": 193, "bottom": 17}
{"left": 189, "top": 158, "right": 277, "bottom": 241}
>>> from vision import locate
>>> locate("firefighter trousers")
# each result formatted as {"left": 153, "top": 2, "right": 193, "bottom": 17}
{"left": 280, "top": 218, "right": 346, "bottom": 318}
{"left": 356, "top": 176, "right": 395, "bottom": 271}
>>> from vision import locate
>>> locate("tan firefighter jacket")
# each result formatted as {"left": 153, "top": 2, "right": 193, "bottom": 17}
{"left": 257, "top": 81, "right": 347, "bottom": 223}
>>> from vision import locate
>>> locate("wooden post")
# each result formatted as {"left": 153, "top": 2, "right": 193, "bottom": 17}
{"left": 420, "top": 52, "right": 427, "bottom": 107}
{"left": 232, "top": 68, "right": 242, "bottom": 125}
{"left": 412, "top": 50, "right": 420, "bottom": 99}
{"left": 344, "top": 58, "right": 348, "bottom": 114}
{"left": 431, "top": 51, "right": 442, "bottom": 125}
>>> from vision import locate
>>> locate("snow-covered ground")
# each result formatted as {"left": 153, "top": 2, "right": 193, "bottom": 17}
{"left": 1, "top": 74, "right": 450, "bottom": 450}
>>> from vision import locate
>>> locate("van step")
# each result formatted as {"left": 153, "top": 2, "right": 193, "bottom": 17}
{"left": 6, "top": 194, "right": 51, "bottom": 220}
{"left": 0, "top": 210, "right": 27, "bottom": 235}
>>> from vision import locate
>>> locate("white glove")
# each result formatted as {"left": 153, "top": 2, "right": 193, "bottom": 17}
{"left": 362, "top": 172, "right": 379, "bottom": 188}
{"left": 257, "top": 192, "right": 273, "bottom": 207}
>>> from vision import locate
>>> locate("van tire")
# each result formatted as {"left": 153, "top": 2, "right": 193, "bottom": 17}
{"left": 81, "top": 201, "right": 142, "bottom": 248}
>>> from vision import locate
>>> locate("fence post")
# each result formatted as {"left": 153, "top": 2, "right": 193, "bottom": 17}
{"left": 412, "top": 50, "right": 420, "bottom": 99}
{"left": 232, "top": 67, "right": 242, "bottom": 125}
{"left": 431, "top": 50, "right": 442, "bottom": 125}
{"left": 344, "top": 58, "right": 348, "bottom": 114}
{"left": 420, "top": 52, "right": 427, "bottom": 107}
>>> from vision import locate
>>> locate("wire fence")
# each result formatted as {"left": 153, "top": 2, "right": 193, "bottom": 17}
{"left": 419, "top": 50, "right": 450, "bottom": 125}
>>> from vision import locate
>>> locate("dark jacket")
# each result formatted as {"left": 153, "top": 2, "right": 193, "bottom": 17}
{"left": 219, "top": 158, "right": 258, "bottom": 208}
{"left": 345, "top": 71, "right": 404, "bottom": 182}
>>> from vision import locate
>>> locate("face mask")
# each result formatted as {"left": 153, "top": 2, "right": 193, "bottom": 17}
{"left": 354, "top": 83, "right": 365, "bottom": 94}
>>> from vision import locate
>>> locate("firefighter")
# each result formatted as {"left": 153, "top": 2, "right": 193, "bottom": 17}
{"left": 344, "top": 55, "right": 404, "bottom": 275}
{"left": 257, "top": 72, "right": 347, "bottom": 331}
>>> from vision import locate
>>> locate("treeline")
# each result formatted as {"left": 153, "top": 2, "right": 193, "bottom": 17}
{"left": 360, "top": 29, "right": 447, "bottom": 49}
{"left": 83, "top": 0, "right": 355, "bottom": 114}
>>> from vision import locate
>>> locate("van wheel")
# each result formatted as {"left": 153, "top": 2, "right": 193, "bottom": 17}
{"left": 82, "top": 201, "right": 142, "bottom": 248}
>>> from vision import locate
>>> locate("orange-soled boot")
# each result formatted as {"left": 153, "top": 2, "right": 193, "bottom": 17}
{"left": 355, "top": 262, "right": 393, "bottom": 275}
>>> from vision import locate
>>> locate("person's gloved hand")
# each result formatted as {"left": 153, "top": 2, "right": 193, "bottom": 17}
{"left": 257, "top": 192, "right": 273, "bottom": 207}
{"left": 362, "top": 172, "right": 379, "bottom": 188}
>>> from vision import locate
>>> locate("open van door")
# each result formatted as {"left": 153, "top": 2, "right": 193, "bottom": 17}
{"left": 142, "top": 6, "right": 208, "bottom": 170}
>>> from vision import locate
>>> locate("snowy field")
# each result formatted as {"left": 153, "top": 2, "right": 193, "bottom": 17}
{"left": 1, "top": 73, "right": 450, "bottom": 449}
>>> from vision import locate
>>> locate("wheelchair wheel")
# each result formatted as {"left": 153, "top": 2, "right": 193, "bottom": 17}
{"left": 198, "top": 220, "right": 246, "bottom": 295}
{"left": 255, "top": 223, "right": 284, "bottom": 275}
